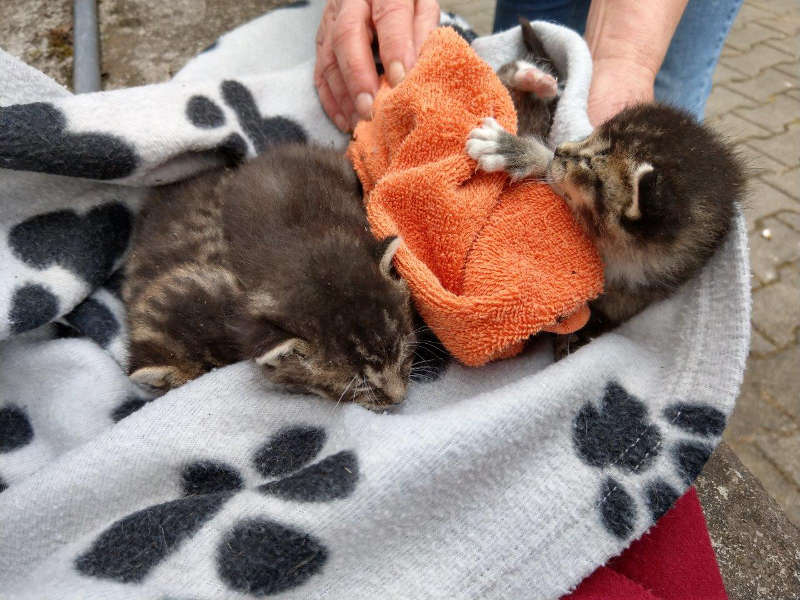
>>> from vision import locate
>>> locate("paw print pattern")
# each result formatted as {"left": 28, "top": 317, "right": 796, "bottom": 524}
{"left": 75, "top": 425, "right": 358, "bottom": 595}
{"left": 573, "top": 381, "right": 726, "bottom": 539}
{"left": 62, "top": 298, "right": 119, "bottom": 348}
{"left": 5, "top": 202, "right": 133, "bottom": 334}
{"left": 8, "top": 202, "right": 133, "bottom": 288}
{"left": 185, "top": 80, "right": 307, "bottom": 165}
{"left": 218, "top": 519, "right": 328, "bottom": 595}
{"left": 110, "top": 395, "right": 155, "bottom": 423}
{"left": 8, "top": 284, "right": 59, "bottom": 335}
{"left": 0, "top": 405, "right": 34, "bottom": 453}
{"left": 0, "top": 102, "right": 139, "bottom": 180}
{"left": 0, "top": 405, "right": 35, "bottom": 494}
{"left": 440, "top": 11, "right": 478, "bottom": 43}
{"left": 573, "top": 381, "right": 662, "bottom": 474}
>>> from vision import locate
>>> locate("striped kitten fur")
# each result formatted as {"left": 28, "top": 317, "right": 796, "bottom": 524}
{"left": 124, "top": 144, "right": 415, "bottom": 409}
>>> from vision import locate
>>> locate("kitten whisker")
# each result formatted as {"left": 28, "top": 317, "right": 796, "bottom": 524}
{"left": 335, "top": 375, "right": 358, "bottom": 411}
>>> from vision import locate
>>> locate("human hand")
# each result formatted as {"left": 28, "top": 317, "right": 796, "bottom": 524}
{"left": 315, "top": 0, "right": 440, "bottom": 132}
{"left": 587, "top": 57, "right": 655, "bottom": 126}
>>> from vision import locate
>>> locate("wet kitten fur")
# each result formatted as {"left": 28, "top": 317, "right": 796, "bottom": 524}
{"left": 469, "top": 21, "right": 744, "bottom": 352}
{"left": 124, "top": 143, "right": 415, "bottom": 409}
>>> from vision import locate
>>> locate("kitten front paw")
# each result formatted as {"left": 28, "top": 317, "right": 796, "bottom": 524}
{"left": 511, "top": 61, "right": 558, "bottom": 99}
{"left": 466, "top": 117, "right": 511, "bottom": 172}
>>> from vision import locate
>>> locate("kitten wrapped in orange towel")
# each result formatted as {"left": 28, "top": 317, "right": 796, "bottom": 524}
{"left": 348, "top": 27, "right": 604, "bottom": 367}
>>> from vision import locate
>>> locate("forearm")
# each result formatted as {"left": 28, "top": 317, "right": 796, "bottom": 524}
{"left": 584, "top": 0, "right": 688, "bottom": 124}
{"left": 585, "top": 0, "right": 688, "bottom": 81}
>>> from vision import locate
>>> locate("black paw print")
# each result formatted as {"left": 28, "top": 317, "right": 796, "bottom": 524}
{"left": 0, "top": 404, "right": 35, "bottom": 494}
{"left": 109, "top": 394, "right": 156, "bottom": 423}
{"left": 0, "top": 404, "right": 34, "bottom": 454}
{"left": 0, "top": 102, "right": 138, "bottom": 180}
{"left": 58, "top": 297, "right": 119, "bottom": 348}
{"left": 441, "top": 12, "right": 478, "bottom": 43}
{"left": 75, "top": 425, "right": 358, "bottom": 595}
{"left": 573, "top": 382, "right": 724, "bottom": 539}
{"left": 186, "top": 80, "right": 307, "bottom": 165}
{"left": 6, "top": 202, "right": 132, "bottom": 334}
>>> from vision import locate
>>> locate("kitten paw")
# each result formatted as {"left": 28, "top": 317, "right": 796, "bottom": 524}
{"left": 511, "top": 61, "right": 558, "bottom": 99}
{"left": 466, "top": 117, "right": 510, "bottom": 172}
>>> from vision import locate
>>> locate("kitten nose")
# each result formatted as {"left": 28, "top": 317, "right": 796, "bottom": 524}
{"left": 554, "top": 147, "right": 568, "bottom": 159}
{"left": 383, "top": 372, "right": 407, "bottom": 404}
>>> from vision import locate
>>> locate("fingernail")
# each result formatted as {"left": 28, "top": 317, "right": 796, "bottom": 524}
{"left": 355, "top": 92, "right": 373, "bottom": 119}
{"left": 334, "top": 113, "right": 348, "bottom": 132}
{"left": 351, "top": 113, "right": 361, "bottom": 130}
{"left": 387, "top": 61, "right": 406, "bottom": 87}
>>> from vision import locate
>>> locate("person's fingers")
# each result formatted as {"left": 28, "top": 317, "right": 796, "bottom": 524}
{"left": 372, "top": 0, "right": 415, "bottom": 87}
{"left": 315, "top": 0, "right": 346, "bottom": 127}
{"left": 332, "top": 0, "right": 380, "bottom": 119}
{"left": 325, "top": 63, "right": 357, "bottom": 129}
{"left": 317, "top": 78, "right": 349, "bottom": 131}
{"left": 412, "top": 0, "right": 440, "bottom": 56}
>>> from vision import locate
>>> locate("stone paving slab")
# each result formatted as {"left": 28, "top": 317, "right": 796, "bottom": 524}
{"left": 695, "top": 442, "right": 800, "bottom": 600}
{"left": 750, "top": 264, "right": 800, "bottom": 346}
{"left": 0, "top": 0, "right": 73, "bottom": 88}
{"left": 705, "top": 85, "right": 758, "bottom": 120}
{"left": 747, "top": 123, "right": 800, "bottom": 166}
{"left": 762, "top": 166, "right": 800, "bottom": 198}
{"left": 742, "top": 180, "right": 799, "bottom": 232}
{"left": 98, "top": 0, "right": 287, "bottom": 89}
{"left": 720, "top": 43, "right": 795, "bottom": 76}
{"left": 727, "top": 67, "right": 798, "bottom": 104}
{"left": 749, "top": 220, "right": 800, "bottom": 283}
{"left": 725, "top": 21, "right": 784, "bottom": 51}
{"left": 735, "top": 93, "right": 800, "bottom": 133}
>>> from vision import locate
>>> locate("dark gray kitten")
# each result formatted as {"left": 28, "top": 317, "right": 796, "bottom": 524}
{"left": 124, "top": 143, "right": 416, "bottom": 409}
{"left": 468, "top": 21, "right": 744, "bottom": 355}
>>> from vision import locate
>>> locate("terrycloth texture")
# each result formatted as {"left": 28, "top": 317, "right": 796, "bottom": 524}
{"left": 0, "top": 3, "right": 750, "bottom": 599}
{"left": 565, "top": 488, "right": 727, "bottom": 599}
{"left": 349, "top": 28, "right": 603, "bottom": 366}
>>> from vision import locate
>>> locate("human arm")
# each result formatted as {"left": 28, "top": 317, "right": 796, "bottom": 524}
{"left": 584, "top": 0, "right": 688, "bottom": 125}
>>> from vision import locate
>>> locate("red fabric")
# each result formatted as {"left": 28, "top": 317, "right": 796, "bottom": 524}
{"left": 564, "top": 488, "right": 727, "bottom": 600}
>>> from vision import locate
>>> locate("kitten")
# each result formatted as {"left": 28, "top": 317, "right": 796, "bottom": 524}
{"left": 468, "top": 23, "right": 744, "bottom": 355}
{"left": 496, "top": 17, "right": 562, "bottom": 141}
{"left": 124, "top": 143, "right": 416, "bottom": 409}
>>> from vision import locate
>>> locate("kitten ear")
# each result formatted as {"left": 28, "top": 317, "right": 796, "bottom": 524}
{"left": 377, "top": 236, "right": 402, "bottom": 279}
{"left": 255, "top": 337, "right": 310, "bottom": 367}
{"left": 625, "top": 162, "right": 655, "bottom": 220}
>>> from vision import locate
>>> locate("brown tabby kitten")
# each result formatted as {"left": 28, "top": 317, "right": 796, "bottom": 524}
{"left": 468, "top": 22, "right": 744, "bottom": 354}
{"left": 124, "top": 143, "right": 416, "bottom": 409}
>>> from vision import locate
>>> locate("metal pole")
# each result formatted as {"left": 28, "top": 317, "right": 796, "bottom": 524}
{"left": 73, "top": 0, "right": 101, "bottom": 93}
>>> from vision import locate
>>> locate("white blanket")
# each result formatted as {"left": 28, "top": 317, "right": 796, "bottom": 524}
{"left": 0, "top": 3, "right": 749, "bottom": 598}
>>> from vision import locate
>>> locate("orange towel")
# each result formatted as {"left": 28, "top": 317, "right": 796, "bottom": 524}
{"left": 348, "top": 27, "right": 604, "bottom": 367}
